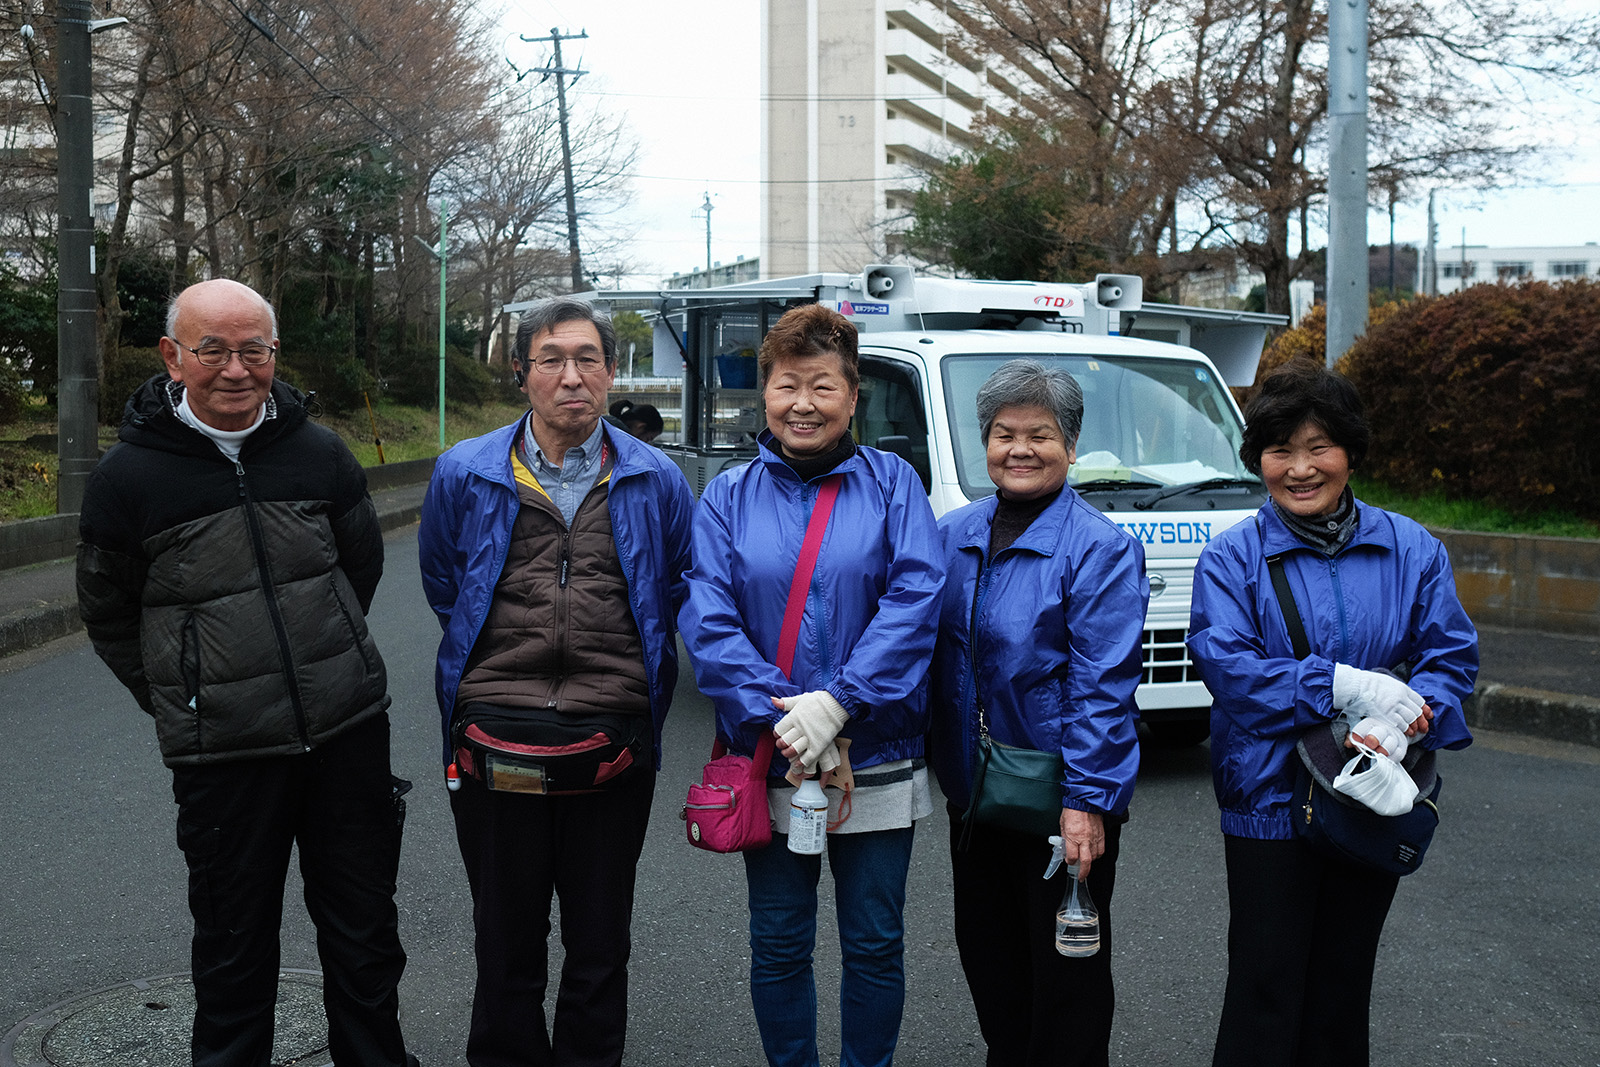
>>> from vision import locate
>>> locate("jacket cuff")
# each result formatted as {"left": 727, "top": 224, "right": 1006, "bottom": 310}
{"left": 825, "top": 682, "right": 861, "bottom": 719}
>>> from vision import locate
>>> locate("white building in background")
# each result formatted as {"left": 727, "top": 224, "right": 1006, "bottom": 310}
{"left": 664, "top": 255, "right": 762, "bottom": 290}
{"left": 762, "top": 0, "right": 1006, "bottom": 276}
{"left": 1434, "top": 244, "right": 1598, "bottom": 295}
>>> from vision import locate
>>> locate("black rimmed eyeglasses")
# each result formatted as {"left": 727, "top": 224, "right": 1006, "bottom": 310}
{"left": 531, "top": 353, "right": 609, "bottom": 375}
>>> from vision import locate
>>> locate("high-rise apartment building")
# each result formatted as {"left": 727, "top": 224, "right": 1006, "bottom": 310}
{"left": 761, "top": 1, "right": 1011, "bottom": 276}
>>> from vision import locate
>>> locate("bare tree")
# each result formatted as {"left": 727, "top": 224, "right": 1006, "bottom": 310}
{"left": 944, "top": 0, "right": 1600, "bottom": 311}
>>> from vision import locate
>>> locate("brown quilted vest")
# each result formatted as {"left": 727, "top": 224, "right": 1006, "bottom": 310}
{"left": 455, "top": 443, "right": 649, "bottom": 717}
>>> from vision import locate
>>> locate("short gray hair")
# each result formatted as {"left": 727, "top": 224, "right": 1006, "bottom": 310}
{"left": 976, "top": 359, "right": 1083, "bottom": 444}
{"left": 514, "top": 296, "right": 618, "bottom": 370}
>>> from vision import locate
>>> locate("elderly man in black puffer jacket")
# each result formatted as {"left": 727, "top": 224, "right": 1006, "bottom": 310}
{"left": 76, "top": 278, "right": 418, "bottom": 1067}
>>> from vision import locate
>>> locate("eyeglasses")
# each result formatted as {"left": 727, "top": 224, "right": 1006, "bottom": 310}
{"left": 173, "top": 341, "right": 278, "bottom": 367}
{"left": 531, "top": 353, "right": 609, "bottom": 375}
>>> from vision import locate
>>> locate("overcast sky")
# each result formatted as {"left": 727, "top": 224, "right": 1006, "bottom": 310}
{"left": 496, "top": 0, "right": 1600, "bottom": 288}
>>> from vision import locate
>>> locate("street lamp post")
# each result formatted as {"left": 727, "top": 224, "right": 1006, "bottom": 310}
{"left": 437, "top": 202, "right": 447, "bottom": 451}
{"left": 415, "top": 203, "right": 447, "bottom": 451}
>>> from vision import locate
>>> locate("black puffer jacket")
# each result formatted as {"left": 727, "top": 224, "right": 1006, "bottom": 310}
{"left": 77, "top": 375, "right": 389, "bottom": 766}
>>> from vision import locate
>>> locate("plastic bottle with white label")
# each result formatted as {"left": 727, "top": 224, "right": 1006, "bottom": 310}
{"left": 787, "top": 776, "right": 828, "bottom": 855}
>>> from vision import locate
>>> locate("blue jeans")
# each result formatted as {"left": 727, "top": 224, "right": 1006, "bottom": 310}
{"left": 742, "top": 826, "right": 916, "bottom": 1067}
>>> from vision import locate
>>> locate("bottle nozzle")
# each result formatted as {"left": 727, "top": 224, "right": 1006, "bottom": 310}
{"left": 1043, "top": 835, "right": 1065, "bottom": 880}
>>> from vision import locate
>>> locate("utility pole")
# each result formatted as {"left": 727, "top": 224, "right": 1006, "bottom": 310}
{"left": 1424, "top": 189, "right": 1438, "bottom": 296}
{"left": 1325, "top": 0, "right": 1369, "bottom": 368}
{"left": 522, "top": 28, "right": 587, "bottom": 293}
{"left": 54, "top": 3, "right": 128, "bottom": 514}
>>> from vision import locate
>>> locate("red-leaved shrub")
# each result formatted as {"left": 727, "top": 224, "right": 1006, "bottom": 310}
{"left": 1341, "top": 280, "right": 1599, "bottom": 518}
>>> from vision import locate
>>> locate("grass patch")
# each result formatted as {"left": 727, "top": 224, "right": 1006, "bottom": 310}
{"left": 1352, "top": 476, "right": 1600, "bottom": 540}
{"left": 320, "top": 398, "right": 528, "bottom": 467}
{"left": 0, "top": 396, "right": 530, "bottom": 522}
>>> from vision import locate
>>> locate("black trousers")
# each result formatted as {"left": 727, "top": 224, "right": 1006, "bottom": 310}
{"left": 450, "top": 765, "right": 655, "bottom": 1067}
{"left": 170, "top": 713, "right": 410, "bottom": 1067}
{"left": 1212, "top": 834, "right": 1401, "bottom": 1067}
{"left": 948, "top": 805, "right": 1122, "bottom": 1067}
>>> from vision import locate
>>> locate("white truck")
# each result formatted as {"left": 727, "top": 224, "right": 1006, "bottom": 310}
{"left": 524, "top": 266, "right": 1284, "bottom": 744}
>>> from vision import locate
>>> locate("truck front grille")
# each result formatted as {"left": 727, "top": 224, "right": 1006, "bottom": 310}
{"left": 1142, "top": 628, "right": 1199, "bottom": 684}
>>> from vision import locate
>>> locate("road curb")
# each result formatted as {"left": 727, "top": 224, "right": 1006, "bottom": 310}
{"left": 0, "top": 601, "right": 82, "bottom": 660}
{"left": 0, "top": 504, "right": 423, "bottom": 662}
{"left": 1464, "top": 682, "right": 1600, "bottom": 749}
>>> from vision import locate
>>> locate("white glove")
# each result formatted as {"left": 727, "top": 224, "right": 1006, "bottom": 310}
{"left": 1349, "top": 716, "right": 1408, "bottom": 761}
{"left": 1332, "top": 664, "right": 1425, "bottom": 734}
{"left": 787, "top": 742, "right": 842, "bottom": 784}
{"left": 773, "top": 690, "right": 850, "bottom": 773}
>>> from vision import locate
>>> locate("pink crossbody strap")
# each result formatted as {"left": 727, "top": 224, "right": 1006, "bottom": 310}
{"left": 775, "top": 473, "right": 843, "bottom": 679}
{"left": 709, "top": 473, "right": 844, "bottom": 777}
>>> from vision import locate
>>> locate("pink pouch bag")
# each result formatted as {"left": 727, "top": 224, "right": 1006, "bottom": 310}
{"left": 681, "top": 474, "right": 842, "bottom": 854}
{"left": 683, "top": 732, "right": 777, "bottom": 852}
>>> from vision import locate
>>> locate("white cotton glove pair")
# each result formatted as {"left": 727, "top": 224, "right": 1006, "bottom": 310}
{"left": 773, "top": 690, "right": 850, "bottom": 775}
{"left": 1332, "top": 664, "right": 1426, "bottom": 736}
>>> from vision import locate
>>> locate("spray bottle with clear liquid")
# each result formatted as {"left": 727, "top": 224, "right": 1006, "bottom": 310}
{"left": 1044, "top": 835, "right": 1100, "bottom": 957}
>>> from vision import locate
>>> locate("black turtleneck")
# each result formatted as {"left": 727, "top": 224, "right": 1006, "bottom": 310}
{"left": 780, "top": 434, "right": 858, "bottom": 482}
{"left": 989, "top": 486, "right": 1063, "bottom": 557}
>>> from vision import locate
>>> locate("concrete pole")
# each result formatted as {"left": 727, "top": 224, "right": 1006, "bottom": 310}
{"left": 550, "top": 30, "right": 583, "bottom": 292}
{"left": 55, "top": 0, "right": 99, "bottom": 514}
{"left": 1325, "top": 0, "right": 1369, "bottom": 368}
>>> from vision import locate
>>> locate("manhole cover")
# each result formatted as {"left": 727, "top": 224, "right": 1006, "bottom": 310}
{"left": 1, "top": 971, "right": 330, "bottom": 1067}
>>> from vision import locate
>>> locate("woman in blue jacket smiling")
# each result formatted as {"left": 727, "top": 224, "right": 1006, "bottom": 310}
{"left": 680, "top": 304, "right": 944, "bottom": 1067}
{"left": 1188, "top": 362, "right": 1477, "bottom": 1067}
{"left": 930, "top": 359, "right": 1147, "bottom": 1067}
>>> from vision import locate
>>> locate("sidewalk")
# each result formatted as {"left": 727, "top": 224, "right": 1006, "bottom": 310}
{"left": 1, "top": 480, "right": 1596, "bottom": 747}
{"left": 0, "top": 483, "right": 427, "bottom": 664}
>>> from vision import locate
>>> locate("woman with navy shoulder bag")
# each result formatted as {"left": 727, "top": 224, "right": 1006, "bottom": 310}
{"left": 679, "top": 303, "right": 944, "bottom": 1067}
{"left": 1188, "top": 361, "right": 1478, "bottom": 1066}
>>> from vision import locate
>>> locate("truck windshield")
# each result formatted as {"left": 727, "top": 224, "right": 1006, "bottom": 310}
{"left": 942, "top": 353, "right": 1258, "bottom": 499}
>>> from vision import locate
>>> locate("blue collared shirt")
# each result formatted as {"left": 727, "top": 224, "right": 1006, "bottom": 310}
{"left": 522, "top": 417, "right": 606, "bottom": 526}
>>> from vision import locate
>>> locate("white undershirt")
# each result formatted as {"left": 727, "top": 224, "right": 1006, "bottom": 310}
{"left": 176, "top": 394, "right": 266, "bottom": 460}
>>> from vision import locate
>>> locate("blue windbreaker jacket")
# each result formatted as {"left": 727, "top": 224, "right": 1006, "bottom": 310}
{"left": 930, "top": 488, "right": 1147, "bottom": 816}
{"left": 678, "top": 432, "right": 945, "bottom": 776}
{"left": 417, "top": 416, "right": 695, "bottom": 767}
{"left": 1188, "top": 500, "right": 1477, "bottom": 839}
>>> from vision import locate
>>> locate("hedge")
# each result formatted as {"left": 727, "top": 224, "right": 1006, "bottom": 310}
{"left": 1256, "top": 281, "right": 1599, "bottom": 519}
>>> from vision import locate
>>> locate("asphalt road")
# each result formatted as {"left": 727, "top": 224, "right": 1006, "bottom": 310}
{"left": 2, "top": 525, "right": 1597, "bottom": 1066}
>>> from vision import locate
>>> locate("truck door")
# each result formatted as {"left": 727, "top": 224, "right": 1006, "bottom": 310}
{"left": 856, "top": 354, "right": 932, "bottom": 492}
